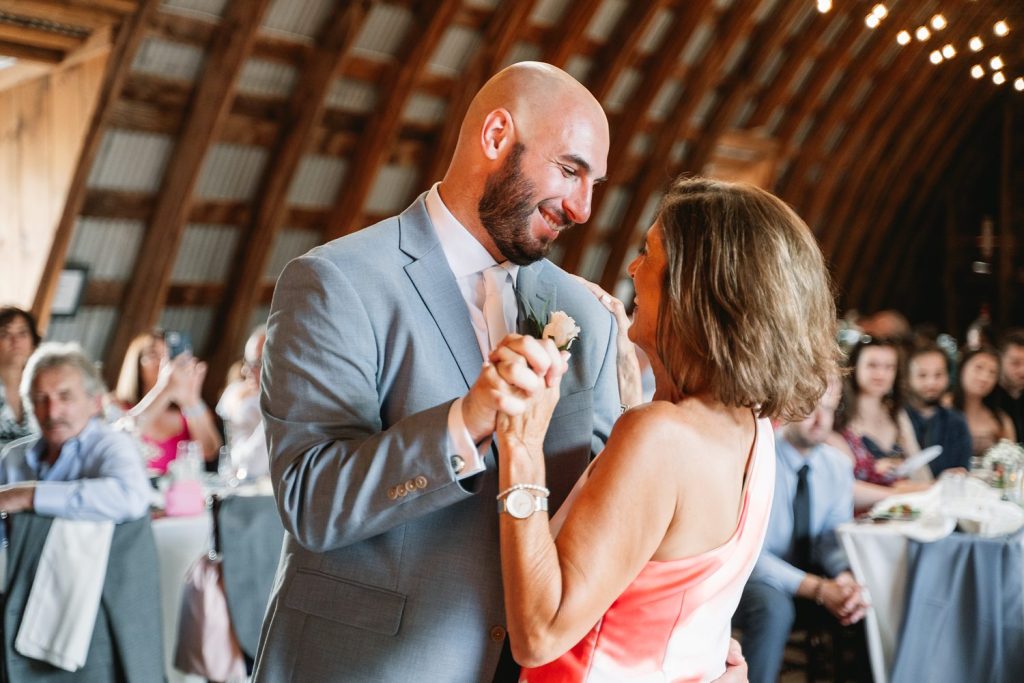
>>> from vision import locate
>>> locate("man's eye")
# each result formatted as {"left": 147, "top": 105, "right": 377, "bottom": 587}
{"left": 560, "top": 165, "right": 576, "bottom": 178}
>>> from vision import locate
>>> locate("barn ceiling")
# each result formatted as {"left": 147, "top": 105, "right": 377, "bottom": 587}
{"left": 2, "top": 0, "right": 1021, "bottom": 393}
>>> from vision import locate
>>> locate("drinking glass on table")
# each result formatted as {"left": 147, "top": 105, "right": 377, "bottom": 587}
{"left": 217, "top": 445, "right": 247, "bottom": 487}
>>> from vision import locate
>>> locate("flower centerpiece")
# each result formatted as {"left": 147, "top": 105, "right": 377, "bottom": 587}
{"left": 981, "top": 439, "right": 1024, "bottom": 490}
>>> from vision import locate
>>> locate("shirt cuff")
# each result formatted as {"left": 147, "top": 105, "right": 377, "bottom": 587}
{"left": 31, "top": 482, "right": 71, "bottom": 518}
{"left": 447, "top": 398, "right": 487, "bottom": 479}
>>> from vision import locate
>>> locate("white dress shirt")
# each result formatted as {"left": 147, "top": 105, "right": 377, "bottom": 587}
{"left": 425, "top": 183, "right": 519, "bottom": 478}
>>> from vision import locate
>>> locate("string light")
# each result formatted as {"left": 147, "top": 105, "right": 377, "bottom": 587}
{"left": 816, "top": 0, "right": 832, "bottom": 13}
{"left": 931, "top": 14, "right": 947, "bottom": 30}
{"left": 929, "top": 50, "right": 943, "bottom": 64}
{"left": 915, "top": 26, "right": 931, "bottom": 41}
{"left": 941, "top": 44, "right": 956, "bottom": 59}
{"left": 896, "top": 30, "right": 911, "bottom": 45}
{"left": 872, "top": 5, "right": 888, "bottom": 20}
{"left": 1015, "top": 78, "right": 1024, "bottom": 92}
{"left": 993, "top": 21, "right": 1009, "bottom": 37}
{"left": 969, "top": 36, "right": 984, "bottom": 52}
{"left": 866, "top": 14, "right": 880, "bottom": 29}
{"left": 971, "top": 65, "right": 985, "bottom": 79}
{"left": 990, "top": 56, "right": 1004, "bottom": 70}
{"left": 993, "top": 72, "right": 1006, "bottom": 85}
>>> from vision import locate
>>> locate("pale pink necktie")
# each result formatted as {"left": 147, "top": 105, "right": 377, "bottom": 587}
{"left": 482, "top": 264, "right": 514, "bottom": 351}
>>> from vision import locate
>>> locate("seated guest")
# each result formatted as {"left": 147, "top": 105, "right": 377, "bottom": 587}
{"left": 830, "top": 336, "right": 932, "bottom": 486}
{"left": 954, "top": 346, "right": 1016, "bottom": 458}
{"left": 215, "top": 325, "right": 269, "bottom": 479}
{"left": 993, "top": 329, "right": 1024, "bottom": 442}
{"left": 0, "top": 342, "right": 151, "bottom": 521}
{"left": 0, "top": 306, "right": 41, "bottom": 445}
{"left": 734, "top": 379, "right": 867, "bottom": 683}
{"left": 114, "top": 330, "right": 221, "bottom": 474}
{"left": 905, "top": 343, "right": 973, "bottom": 474}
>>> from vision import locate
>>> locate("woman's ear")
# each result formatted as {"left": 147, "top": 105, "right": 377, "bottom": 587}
{"left": 480, "top": 108, "right": 515, "bottom": 161}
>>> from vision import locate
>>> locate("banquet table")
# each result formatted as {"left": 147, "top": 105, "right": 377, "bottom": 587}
{"left": 839, "top": 514, "right": 1024, "bottom": 683}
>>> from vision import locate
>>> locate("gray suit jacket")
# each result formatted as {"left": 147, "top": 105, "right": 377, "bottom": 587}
{"left": 252, "top": 195, "right": 619, "bottom": 682}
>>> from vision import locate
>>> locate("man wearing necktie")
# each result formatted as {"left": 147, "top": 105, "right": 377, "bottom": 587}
{"left": 733, "top": 379, "right": 869, "bottom": 683}
{"left": 255, "top": 62, "right": 638, "bottom": 683}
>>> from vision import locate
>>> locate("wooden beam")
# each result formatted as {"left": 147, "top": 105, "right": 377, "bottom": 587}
{"left": 31, "top": 0, "right": 159, "bottom": 328}
{"left": 598, "top": 0, "right": 760, "bottom": 291}
{"left": 420, "top": 0, "right": 537, "bottom": 187}
{"left": 0, "top": 19, "right": 84, "bottom": 51}
{"left": 776, "top": 1, "right": 936, "bottom": 203}
{"left": 587, "top": 0, "right": 666, "bottom": 103}
{"left": 541, "top": 0, "right": 603, "bottom": 67}
{"left": 103, "top": 0, "right": 271, "bottom": 387}
{"left": 824, "top": 4, "right": 984, "bottom": 273}
{"left": 0, "top": 36, "right": 61, "bottom": 61}
{"left": 679, "top": 0, "right": 805, "bottom": 175}
{"left": 559, "top": 0, "right": 713, "bottom": 275}
{"left": 0, "top": 0, "right": 128, "bottom": 29}
{"left": 853, "top": 85, "right": 988, "bottom": 308}
{"left": 325, "top": 0, "right": 461, "bottom": 240}
{"left": 205, "top": 0, "right": 371, "bottom": 404}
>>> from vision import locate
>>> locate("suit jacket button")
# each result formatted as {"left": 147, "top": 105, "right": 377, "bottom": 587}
{"left": 397, "top": 486, "right": 408, "bottom": 497}
{"left": 387, "top": 486, "right": 398, "bottom": 500}
{"left": 450, "top": 455, "right": 465, "bottom": 475}
{"left": 490, "top": 626, "right": 506, "bottom": 642}
{"left": 415, "top": 475, "right": 428, "bottom": 489}
{"left": 404, "top": 480, "right": 416, "bottom": 494}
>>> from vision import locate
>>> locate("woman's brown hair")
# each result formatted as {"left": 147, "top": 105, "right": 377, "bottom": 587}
{"left": 654, "top": 176, "right": 840, "bottom": 421}
{"left": 114, "top": 329, "right": 166, "bottom": 406}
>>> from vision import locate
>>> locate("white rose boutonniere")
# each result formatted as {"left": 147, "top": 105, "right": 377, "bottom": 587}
{"left": 519, "top": 297, "right": 580, "bottom": 352}
{"left": 542, "top": 311, "right": 581, "bottom": 351}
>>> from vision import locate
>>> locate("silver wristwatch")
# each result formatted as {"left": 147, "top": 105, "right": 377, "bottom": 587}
{"left": 497, "top": 489, "right": 549, "bottom": 519}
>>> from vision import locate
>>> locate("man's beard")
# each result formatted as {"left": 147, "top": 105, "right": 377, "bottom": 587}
{"left": 477, "top": 142, "right": 573, "bottom": 265}
{"left": 913, "top": 392, "right": 942, "bottom": 408}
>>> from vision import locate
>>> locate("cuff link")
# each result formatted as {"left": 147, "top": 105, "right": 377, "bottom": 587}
{"left": 450, "top": 455, "right": 466, "bottom": 475}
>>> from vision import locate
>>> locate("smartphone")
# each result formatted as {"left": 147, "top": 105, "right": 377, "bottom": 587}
{"left": 165, "top": 330, "right": 193, "bottom": 359}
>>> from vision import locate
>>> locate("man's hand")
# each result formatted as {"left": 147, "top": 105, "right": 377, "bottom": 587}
{"left": 710, "top": 638, "right": 747, "bottom": 682}
{"left": 832, "top": 572, "right": 869, "bottom": 625}
{"left": 570, "top": 275, "right": 642, "bottom": 409}
{"left": 0, "top": 483, "right": 36, "bottom": 514}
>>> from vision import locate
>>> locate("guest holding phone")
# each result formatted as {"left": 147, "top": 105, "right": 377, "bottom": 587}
{"left": 114, "top": 329, "right": 221, "bottom": 474}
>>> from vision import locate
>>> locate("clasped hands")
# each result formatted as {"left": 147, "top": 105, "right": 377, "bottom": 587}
{"left": 820, "top": 571, "right": 869, "bottom": 626}
{"left": 462, "top": 334, "right": 569, "bottom": 448}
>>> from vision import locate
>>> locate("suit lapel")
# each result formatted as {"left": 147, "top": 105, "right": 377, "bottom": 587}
{"left": 515, "top": 261, "right": 557, "bottom": 333}
{"left": 400, "top": 196, "right": 484, "bottom": 390}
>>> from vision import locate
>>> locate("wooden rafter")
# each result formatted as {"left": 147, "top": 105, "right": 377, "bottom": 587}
{"left": 598, "top": 0, "right": 760, "bottom": 291}
{"left": 0, "top": 0, "right": 131, "bottom": 29}
{"left": 420, "top": 0, "right": 538, "bottom": 188}
{"left": 541, "top": 0, "right": 603, "bottom": 68}
{"left": 0, "top": 18, "right": 83, "bottom": 52}
{"left": 559, "top": 0, "right": 713, "bottom": 275}
{"left": 825, "top": 3, "right": 984, "bottom": 273}
{"left": 31, "top": 0, "right": 160, "bottom": 327}
{"left": 324, "top": 0, "right": 460, "bottom": 240}
{"left": 102, "top": 0, "right": 271, "bottom": 384}
{"left": 680, "top": 0, "right": 806, "bottom": 175}
{"left": 776, "top": 1, "right": 935, "bottom": 204}
{"left": 855, "top": 85, "right": 990, "bottom": 307}
{"left": 587, "top": 0, "right": 666, "bottom": 103}
{"left": 204, "top": 0, "right": 372, "bottom": 401}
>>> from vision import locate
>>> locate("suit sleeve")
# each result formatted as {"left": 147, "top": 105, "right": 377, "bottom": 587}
{"left": 590, "top": 309, "right": 621, "bottom": 455}
{"left": 262, "top": 254, "right": 474, "bottom": 553}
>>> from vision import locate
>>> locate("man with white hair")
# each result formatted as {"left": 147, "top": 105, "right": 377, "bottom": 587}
{"left": 0, "top": 342, "right": 151, "bottom": 521}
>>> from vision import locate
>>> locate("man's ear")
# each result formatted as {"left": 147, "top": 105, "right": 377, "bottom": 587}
{"left": 480, "top": 108, "right": 515, "bottom": 161}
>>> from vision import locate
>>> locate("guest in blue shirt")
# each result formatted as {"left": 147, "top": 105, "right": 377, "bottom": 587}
{"left": 905, "top": 343, "right": 973, "bottom": 475}
{"left": 733, "top": 380, "right": 868, "bottom": 683}
{"left": 0, "top": 342, "right": 151, "bottom": 521}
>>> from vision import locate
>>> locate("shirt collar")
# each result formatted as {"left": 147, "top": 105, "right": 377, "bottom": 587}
{"left": 26, "top": 417, "right": 99, "bottom": 477}
{"left": 775, "top": 435, "right": 826, "bottom": 472}
{"left": 426, "top": 183, "right": 520, "bottom": 281}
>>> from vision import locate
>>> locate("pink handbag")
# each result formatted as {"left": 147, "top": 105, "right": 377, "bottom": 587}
{"left": 173, "top": 552, "right": 247, "bottom": 681}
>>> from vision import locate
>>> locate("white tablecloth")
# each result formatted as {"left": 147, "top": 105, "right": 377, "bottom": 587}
{"left": 153, "top": 513, "right": 211, "bottom": 683}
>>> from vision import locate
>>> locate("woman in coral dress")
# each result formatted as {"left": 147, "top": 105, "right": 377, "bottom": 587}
{"left": 484, "top": 178, "right": 839, "bottom": 682}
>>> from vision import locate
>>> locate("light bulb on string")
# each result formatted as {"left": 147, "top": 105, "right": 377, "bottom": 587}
{"left": 990, "top": 56, "right": 1004, "bottom": 70}
{"left": 969, "top": 36, "right": 984, "bottom": 52}
{"left": 993, "top": 72, "right": 1006, "bottom": 85}
{"left": 1014, "top": 78, "right": 1024, "bottom": 92}
{"left": 971, "top": 65, "right": 985, "bottom": 79}
{"left": 916, "top": 26, "right": 931, "bottom": 41}
{"left": 929, "top": 50, "right": 943, "bottom": 65}
{"left": 941, "top": 44, "right": 956, "bottom": 59}
{"left": 897, "top": 30, "right": 911, "bottom": 46}
{"left": 872, "top": 5, "right": 888, "bottom": 20}
{"left": 816, "top": 0, "right": 832, "bottom": 13}
{"left": 931, "top": 14, "right": 947, "bottom": 30}
{"left": 866, "top": 14, "right": 880, "bottom": 29}
{"left": 994, "top": 21, "right": 1009, "bottom": 37}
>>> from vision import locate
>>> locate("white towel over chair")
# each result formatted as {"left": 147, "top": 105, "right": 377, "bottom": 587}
{"left": 15, "top": 518, "right": 114, "bottom": 671}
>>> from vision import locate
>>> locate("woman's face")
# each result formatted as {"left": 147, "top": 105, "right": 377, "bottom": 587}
{"left": 626, "top": 220, "right": 667, "bottom": 354}
{"left": 855, "top": 346, "right": 898, "bottom": 398}
{"left": 961, "top": 353, "right": 1000, "bottom": 399}
{"left": 139, "top": 337, "right": 168, "bottom": 390}
{"left": 0, "top": 315, "right": 36, "bottom": 367}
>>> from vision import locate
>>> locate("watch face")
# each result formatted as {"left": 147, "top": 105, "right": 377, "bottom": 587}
{"left": 507, "top": 489, "right": 536, "bottom": 519}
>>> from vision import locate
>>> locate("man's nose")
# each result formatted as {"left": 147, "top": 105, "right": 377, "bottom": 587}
{"left": 563, "top": 182, "right": 594, "bottom": 225}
